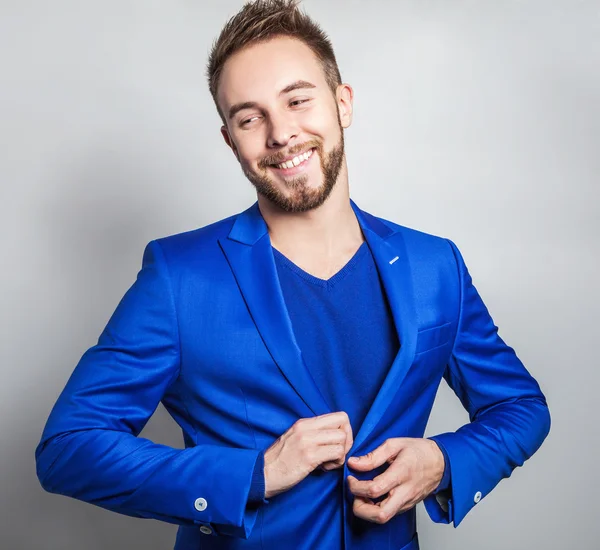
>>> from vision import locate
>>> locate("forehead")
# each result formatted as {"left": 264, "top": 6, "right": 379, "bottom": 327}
{"left": 217, "top": 36, "right": 327, "bottom": 111}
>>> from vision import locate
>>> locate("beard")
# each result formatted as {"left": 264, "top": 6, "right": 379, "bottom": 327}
{"left": 241, "top": 126, "right": 345, "bottom": 214}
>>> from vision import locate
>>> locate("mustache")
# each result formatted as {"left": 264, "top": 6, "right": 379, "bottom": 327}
{"left": 258, "top": 139, "right": 322, "bottom": 168}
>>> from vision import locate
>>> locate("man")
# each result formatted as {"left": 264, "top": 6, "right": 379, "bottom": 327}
{"left": 35, "top": 1, "right": 550, "bottom": 549}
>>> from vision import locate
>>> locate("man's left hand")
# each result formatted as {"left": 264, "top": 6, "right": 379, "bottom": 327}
{"left": 346, "top": 437, "right": 445, "bottom": 524}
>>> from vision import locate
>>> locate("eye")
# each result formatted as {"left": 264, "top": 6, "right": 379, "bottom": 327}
{"left": 290, "top": 99, "right": 310, "bottom": 107}
{"left": 241, "top": 115, "right": 261, "bottom": 126}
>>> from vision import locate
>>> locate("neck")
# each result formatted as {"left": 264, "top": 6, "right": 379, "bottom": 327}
{"left": 256, "top": 163, "right": 364, "bottom": 257}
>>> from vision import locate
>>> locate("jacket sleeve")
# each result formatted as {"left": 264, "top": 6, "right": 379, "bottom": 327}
{"left": 35, "top": 240, "right": 266, "bottom": 539}
{"left": 423, "top": 239, "right": 551, "bottom": 527}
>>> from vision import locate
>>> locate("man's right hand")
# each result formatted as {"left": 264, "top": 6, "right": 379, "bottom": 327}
{"left": 263, "top": 411, "right": 353, "bottom": 499}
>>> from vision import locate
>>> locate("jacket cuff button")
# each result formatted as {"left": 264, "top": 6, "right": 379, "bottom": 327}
{"left": 194, "top": 497, "right": 208, "bottom": 511}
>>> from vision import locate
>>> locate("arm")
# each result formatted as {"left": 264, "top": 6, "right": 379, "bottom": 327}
{"left": 423, "top": 239, "right": 551, "bottom": 527}
{"left": 35, "top": 240, "right": 266, "bottom": 538}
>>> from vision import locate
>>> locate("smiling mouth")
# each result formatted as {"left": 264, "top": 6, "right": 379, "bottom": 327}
{"left": 270, "top": 148, "right": 315, "bottom": 170}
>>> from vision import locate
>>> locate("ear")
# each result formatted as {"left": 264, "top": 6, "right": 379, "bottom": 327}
{"left": 221, "top": 125, "right": 240, "bottom": 161}
{"left": 336, "top": 83, "right": 354, "bottom": 129}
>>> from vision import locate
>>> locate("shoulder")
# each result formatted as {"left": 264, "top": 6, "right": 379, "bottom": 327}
{"left": 147, "top": 211, "right": 238, "bottom": 267}
{"left": 367, "top": 210, "right": 457, "bottom": 260}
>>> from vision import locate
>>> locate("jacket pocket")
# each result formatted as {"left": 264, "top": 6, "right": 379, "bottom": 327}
{"left": 415, "top": 322, "right": 452, "bottom": 354}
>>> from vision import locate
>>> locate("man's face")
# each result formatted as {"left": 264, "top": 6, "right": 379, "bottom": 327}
{"left": 217, "top": 36, "right": 352, "bottom": 213}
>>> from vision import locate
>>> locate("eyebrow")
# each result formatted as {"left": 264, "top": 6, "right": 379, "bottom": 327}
{"left": 227, "top": 80, "right": 317, "bottom": 120}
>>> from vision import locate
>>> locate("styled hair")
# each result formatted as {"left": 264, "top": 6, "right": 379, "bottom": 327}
{"left": 206, "top": 0, "right": 342, "bottom": 124}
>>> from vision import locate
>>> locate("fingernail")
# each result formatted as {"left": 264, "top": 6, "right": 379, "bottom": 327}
{"left": 350, "top": 456, "right": 360, "bottom": 462}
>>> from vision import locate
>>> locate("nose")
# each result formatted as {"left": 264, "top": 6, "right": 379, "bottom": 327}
{"left": 266, "top": 110, "right": 299, "bottom": 149}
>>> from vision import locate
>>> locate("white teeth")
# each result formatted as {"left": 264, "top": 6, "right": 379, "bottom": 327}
{"left": 276, "top": 148, "right": 314, "bottom": 169}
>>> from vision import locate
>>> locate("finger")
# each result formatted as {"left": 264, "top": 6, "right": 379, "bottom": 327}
{"left": 309, "top": 411, "right": 351, "bottom": 431}
{"left": 347, "top": 439, "right": 403, "bottom": 471}
{"left": 342, "top": 418, "right": 354, "bottom": 455}
{"left": 320, "top": 459, "right": 344, "bottom": 471}
{"left": 320, "top": 436, "right": 351, "bottom": 470}
{"left": 380, "top": 484, "right": 420, "bottom": 516}
{"left": 351, "top": 494, "right": 375, "bottom": 521}
{"left": 352, "top": 486, "right": 406, "bottom": 525}
{"left": 347, "top": 461, "right": 405, "bottom": 499}
{"left": 311, "top": 443, "right": 346, "bottom": 469}
{"left": 304, "top": 428, "right": 348, "bottom": 447}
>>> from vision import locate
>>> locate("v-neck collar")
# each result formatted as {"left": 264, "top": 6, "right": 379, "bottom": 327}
{"left": 272, "top": 241, "right": 369, "bottom": 289}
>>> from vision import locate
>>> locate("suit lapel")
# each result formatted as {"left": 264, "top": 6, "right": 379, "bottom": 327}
{"left": 349, "top": 200, "right": 418, "bottom": 452}
{"left": 218, "top": 199, "right": 418, "bottom": 447}
{"left": 219, "top": 202, "right": 331, "bottom": 417}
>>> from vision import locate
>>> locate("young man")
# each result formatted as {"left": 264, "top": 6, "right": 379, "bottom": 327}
{"left": 36, "top": 1, "right": 550, "bottom": 549}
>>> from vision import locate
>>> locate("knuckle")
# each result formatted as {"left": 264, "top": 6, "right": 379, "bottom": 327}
{"left": 368, "top": 485, "right": 380, "bottom": 498}
{"left": 334, "top": 411, "right": 349, "bottom": 426}
{"left": 376, "top": 510, "right": 390, "bottom": 524}
{"left": 294, "top": 418, "right": 307, "bottom": 429}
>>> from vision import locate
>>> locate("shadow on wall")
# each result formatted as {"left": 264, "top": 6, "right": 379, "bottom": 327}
{"left": 17, "top": 142, "right": 193, "bottom": 550}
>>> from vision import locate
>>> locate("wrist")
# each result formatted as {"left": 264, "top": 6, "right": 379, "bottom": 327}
{"left": 427, "top": 437, "right": 452, "bottom": 494}
{"left": 263, "top": 461, "right": 274, "bottom": 499}
{"left": 429, "top": 439, "right": 445, "bottom": 483}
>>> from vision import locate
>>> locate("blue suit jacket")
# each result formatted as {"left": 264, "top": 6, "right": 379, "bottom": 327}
{"left": 36, "top": 200, "right": 550, "bottom": 550}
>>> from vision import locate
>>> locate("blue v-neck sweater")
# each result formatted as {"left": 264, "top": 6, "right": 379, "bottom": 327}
{"left": 247, "top": 242, "right": 449, "bottom": 503}
{"left": 275, "top": 242, "right": 397, "bottom": 432}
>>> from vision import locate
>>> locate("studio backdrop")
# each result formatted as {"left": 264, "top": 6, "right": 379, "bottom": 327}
{"left": 1, "top": 1, "right": 597, "bottom": 549}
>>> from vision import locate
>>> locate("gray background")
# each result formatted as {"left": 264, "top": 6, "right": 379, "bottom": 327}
{"left": 1, "top": 0, "right": 597, "bottom": 548}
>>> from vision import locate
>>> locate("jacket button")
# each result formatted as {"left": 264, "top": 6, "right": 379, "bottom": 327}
{"left": 474, "top": 491, "right": 482, "bottom": 503}
{"left": 194, "top": 497, "right": 208, "bottom": 511}
{"left": 199, "top": 525, "right": 212, "bottom": 535}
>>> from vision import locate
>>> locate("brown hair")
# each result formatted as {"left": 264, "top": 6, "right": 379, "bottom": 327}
{"left": 206, "top": 0, "right": 342, "bottom": 124}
